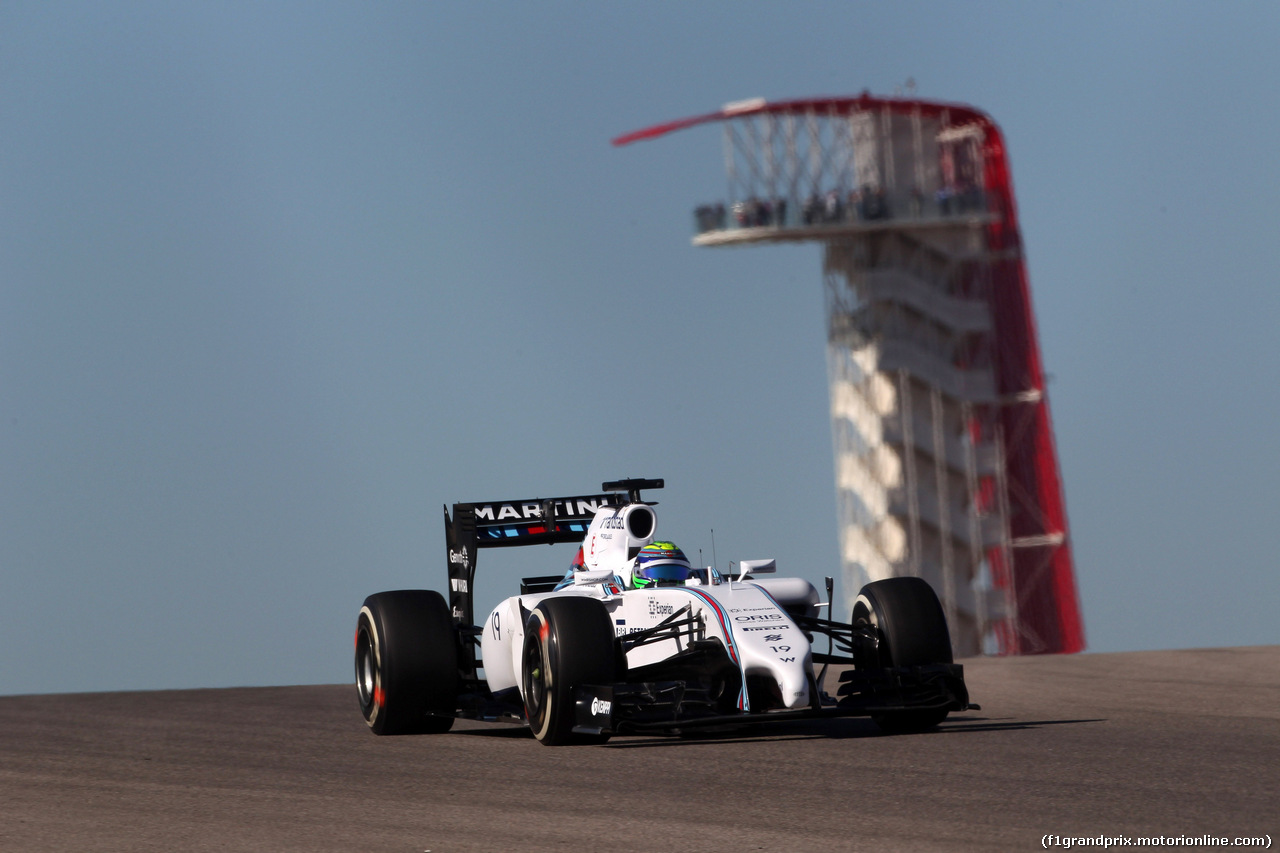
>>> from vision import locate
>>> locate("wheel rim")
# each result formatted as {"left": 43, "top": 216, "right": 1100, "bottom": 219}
{"left": 355, "top": 626, "right": 377, "bottom": 713}
{"left": 852, "top": 595, "right": 886, "bottom": 668}
{"left": 852, "top": 600, "right": 874, "bottom": 628}
{"left": 522, "top": 626, "right": 547, "bottom": 723}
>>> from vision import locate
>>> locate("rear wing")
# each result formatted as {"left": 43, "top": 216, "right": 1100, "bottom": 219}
{"left": 443, "top": 478, "right": 664, "bottom": 628}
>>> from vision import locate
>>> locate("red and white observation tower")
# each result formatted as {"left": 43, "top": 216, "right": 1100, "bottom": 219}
{"left": 616, "top": 93, "right": 1084, "bottom": 655}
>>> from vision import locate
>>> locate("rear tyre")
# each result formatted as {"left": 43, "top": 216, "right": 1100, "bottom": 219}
{"left": 355, "top": 590, "right": 459, "bottom": 735}
{"left": 521, "top": 596, "right": 617, "bottom": 745}
{"left": 853, "top": 577, "right": 953, "bottom": 734}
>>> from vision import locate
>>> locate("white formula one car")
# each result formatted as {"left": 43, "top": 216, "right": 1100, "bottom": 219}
{"left": 355, "top": 479, "right": 974, "bottom": 745}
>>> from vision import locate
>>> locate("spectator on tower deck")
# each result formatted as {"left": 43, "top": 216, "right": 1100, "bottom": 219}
{"left": 958, "top": 182, "right": 984, "bottom": 213}
{"left": 754, "top": 197, "right": 772, "bottom": 226}
{"left": 824, "top": 188, "right": 843, "bottom": 223}
{"left": 734, "top": 197, "right": 767, "bottom": 227}
{"left": 862, "top": 184, "right": 890, "bottom": 220}
{"left": 936, "top": 186, "right": 954, "bottom": 216}
{"left": 848, "top": 188, "right": 863, "bottom": 221}
{"left": 802, "top": 192, "right": 820, "bottom": 225}
{"left": 694, "top": 204, "right": 719, "bottom": 233}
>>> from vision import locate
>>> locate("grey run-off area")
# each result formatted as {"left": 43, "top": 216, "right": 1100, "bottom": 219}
{"left": 1, "top": 647, "right": 1276, "bottom": 852}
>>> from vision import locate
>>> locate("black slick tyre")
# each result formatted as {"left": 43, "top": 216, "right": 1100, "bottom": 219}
{"left": 355, "top": 590, "right": 459, "bottom": 735}
{"left": 853, "top": 576, "right": 954, "bottom": 734}
{"left": 521, "top": 596, "right": 617, "bottom": 746}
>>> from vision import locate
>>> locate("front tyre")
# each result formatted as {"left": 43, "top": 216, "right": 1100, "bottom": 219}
{"left": 521, "top": 597, "right": 617, "bottom": 746}
{"left": 853, "top": 576, "right": 954, "bottom": 734}
{"left": 355, "top": 590, "right": 459, "bottom": 735}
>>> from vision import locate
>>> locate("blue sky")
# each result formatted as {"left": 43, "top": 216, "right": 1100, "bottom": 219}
{"left": 3, "top": 2, "right": 1278, "bottom": 695}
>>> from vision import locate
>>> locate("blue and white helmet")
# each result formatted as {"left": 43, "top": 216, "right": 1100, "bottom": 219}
{"left": 632, "top": 541, "right": 692, "bottom": 589}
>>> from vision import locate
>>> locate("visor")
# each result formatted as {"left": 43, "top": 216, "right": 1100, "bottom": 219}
{"left": 634, "top": 560, "right": 692, "bottom": 583}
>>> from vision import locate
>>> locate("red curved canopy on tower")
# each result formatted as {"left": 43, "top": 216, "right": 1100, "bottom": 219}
{"left": 613, "top": 92, "right": 992, "bottom": 146}
{"left": 617, "top": 95, "right": 1085, "bottom": 654}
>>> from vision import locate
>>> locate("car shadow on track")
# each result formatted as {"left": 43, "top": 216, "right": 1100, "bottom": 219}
{"left": 447, "top": 715, "right": 1105, "bottom": 747}
{"left": 601, "top": 718, "right": 889, "bottom": 749}
{"left": 598, "top": 715, "right": 1106, "bottom": 749}
{"left": 933, "top": 716, "right": 1107, "bottom": 734}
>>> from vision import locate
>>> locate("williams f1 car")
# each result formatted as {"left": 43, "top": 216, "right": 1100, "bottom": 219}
{"left": 355, "top": 478, "right": 975, "bottom": 745}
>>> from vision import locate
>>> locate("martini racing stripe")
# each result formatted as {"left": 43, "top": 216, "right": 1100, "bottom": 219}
{"left": 675, "top": 587, "right": 748, "bottom": 711}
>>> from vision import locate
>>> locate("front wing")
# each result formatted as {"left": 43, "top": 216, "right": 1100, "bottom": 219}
{"left": 572, "top": 662, "right": 974, "bottom": 735}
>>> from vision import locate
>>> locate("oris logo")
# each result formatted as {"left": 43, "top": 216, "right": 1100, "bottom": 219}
{"left": 591, "top": 698, "right": 612, "bottom": 716}
{"left": 733, "top": 613, "right": 783, "bottom": 622}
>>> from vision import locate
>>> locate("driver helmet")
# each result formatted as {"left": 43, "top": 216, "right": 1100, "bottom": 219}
{"left": 632, "top": 541, "right": 692, "bottom": 588}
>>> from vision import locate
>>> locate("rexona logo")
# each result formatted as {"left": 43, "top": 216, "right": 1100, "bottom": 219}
{"left": 734, "top": 613, "right": 784, "bottom": 622}
{"left": 590, "top": 698, "right": 612, "bottom": 716}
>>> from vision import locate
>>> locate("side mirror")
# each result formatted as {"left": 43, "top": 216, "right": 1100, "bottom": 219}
{"left": 737, "top": 559, "right": 776, "bottom": 581}
{"left": 573, "top": 568, "right": 618, "bottom": 585}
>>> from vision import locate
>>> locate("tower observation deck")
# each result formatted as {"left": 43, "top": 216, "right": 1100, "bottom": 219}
{"left": 616, "top": 93, "right": 1084, "bottom": 655}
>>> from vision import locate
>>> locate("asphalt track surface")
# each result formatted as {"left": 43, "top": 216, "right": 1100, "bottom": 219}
{"left": 2, "top": 647, "right": 1276, "bottom": 852}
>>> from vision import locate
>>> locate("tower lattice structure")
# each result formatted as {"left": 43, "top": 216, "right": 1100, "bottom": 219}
{"left": 616, "top": 94, "right": 1084, "bottom": 655}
